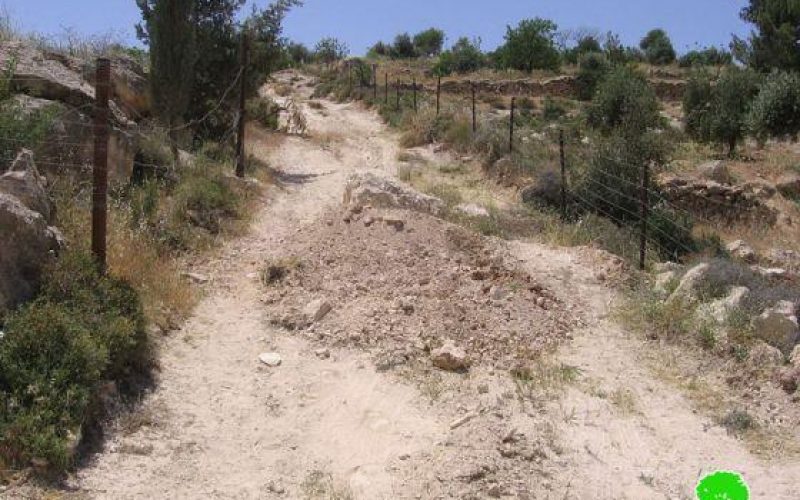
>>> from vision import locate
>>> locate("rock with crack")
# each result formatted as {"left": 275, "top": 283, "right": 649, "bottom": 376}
{"left": 431, "top": 340, "right": 471, "bottom": 372}
{"left": 726, "top": 240, "right": 756, "bottom": 264}
{"left": 343, "top": 172, "right": 444, "bottom": 216}
{"left": 304, "top": 298, "right": 332, "bottom": 324}
{"left": 753, "top": 301, "right": 800, "bottom": 354}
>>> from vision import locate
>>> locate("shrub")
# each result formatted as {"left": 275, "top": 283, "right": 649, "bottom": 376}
{"left": 0, "top": 250, "right": 149, "bottom": 472}
{"left": 495, "top": 18, "right": 561, "bottom": 72}
{"left": 678, "top": 47, "right": 733, "bottom": 67}
{"left": 314, "top": 37, "right": 348, "bottom": 64}
{"left": 391, "top": 33, "right": 417, "bottom": 59}
{"left": 586, "top": 66, "right": 661, "bottom": 133}
{"left": 172, "top": 159, "right": 240, "bottom": 235}
{"left": 563, "top": 35, "right": 602, "bottom": 65}
{"left": 748, "top": 70, "right": 800, "bottom": 142}
{"left": 0, "top": 95, "right": 62, "bottom": 168}
{"left": 434, "top": 37, "right": 484, "bottom": 75}
{"left": 640, "top": 29, "right": 676, "bottom": 65}
{"left": 542, "top": 97, "right": 567, "bottom": 122}
{"left": 413, "top": 28, "right": 445, "bottom": 57}
{"left": 247, "top": 96, "right": 280, "bottom": 130}
{"left": 575, "top": 52, "right": 610, "bottom": 101}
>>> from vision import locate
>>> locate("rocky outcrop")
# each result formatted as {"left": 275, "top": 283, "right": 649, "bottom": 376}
{"left": 343, "top": 172, "right": 445, "bottom": 216}
{"left": 697, "top": 160, "right": 733, "bottom": 185}
{"left": 753, "top": 301, "right": 800, "bottom": 355}
{"left": 11, "top": 95, "right": 135, "bottom": 185}
{"left": 0, "top": 150, "right": 52, "bottom": 222}
{"left": 660, "top": 178, "right": 777, "bottom": 225}
{"left": 0, "top": 152, "right": 63, "bottom": 314}
{"left": 726, "top": 240, "right": 757, "bottom": 264}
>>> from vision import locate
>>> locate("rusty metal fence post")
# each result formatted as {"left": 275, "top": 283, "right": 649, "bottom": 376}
{"left": 92, "top": 58, "right": 111, "bottom": 272}
{"left": 372, "top": 64, "right": 377, "bottom": 100}
{"left": 471, "top": 83, "right": 477, "bottom": 133}
{"left": 639, "top": 162, "right": 651, "bottom": 270}
{"left": 412, "top": 78, "right": 417, "bottom": 112}
{"left": 396, "top": 79, "right": 400, "bottom": 110}
{"left": 559, "top": 129, "right": 567, "bottom": 220}
{"left": 436, "top": 75, "right": 441, "bottom": 116}
{"left": 509, "top": 97, "right": 516, "bottom": 153}
{"left": 236, "top": 32, "right": 249, "bottom": 178}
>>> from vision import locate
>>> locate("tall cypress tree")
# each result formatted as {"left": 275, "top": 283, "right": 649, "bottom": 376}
{"left": 138, "top": 0, "right": 196, "bottom": 159}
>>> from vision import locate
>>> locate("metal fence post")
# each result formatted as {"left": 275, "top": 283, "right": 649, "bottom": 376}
{"left": 471, "top": 83, "right": 477, "bottom": 133}
{"left": 640, "top": 161, "right": 651, "bottom": 270}
{"left": 385, "top": 73, "right": 388, "bottom": 105}
{"left": 559, "top": 129, "right": 567, "bottom": 220}
{"left": 236, "top": 32, "right": 249, "bottom": 178}
{"left": 509, "top": 97, "right": 516, "bottom": 153}
{"left": 413, "top": 78, "right": 417, "bottom": 113}
{"left": 372, "top": 64, "right": 377, "bottom": 100}
{"left": 396, "top": 79, "right": 400, "bottom": 110}
{"left": 92, "top": 58, "right": 111, "bottom": 272}
{"left": 436, "top": 75, "right": 441, "bottom": 116}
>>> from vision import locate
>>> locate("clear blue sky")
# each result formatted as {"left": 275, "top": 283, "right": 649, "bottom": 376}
{"left": 4, "top": 0, "right": 752, "bottom": 55}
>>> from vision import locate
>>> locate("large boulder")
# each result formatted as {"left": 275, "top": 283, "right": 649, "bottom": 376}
{"left": 0, "top": 193, "right": 63, "bottom": 315}
{"left": 752, "top": 301, "right": 800, "bottom": 355}
{"left": 697, "top": 160, "right": 733, "bottom": 185}
{"left": 0, "top": 150, "right": 52, "bottom": 222}
{"left": 700, "top": 286, "right": 750, "bottom": 325}
{"left": 343, "top": 172, "right": 444, "bottom": 216}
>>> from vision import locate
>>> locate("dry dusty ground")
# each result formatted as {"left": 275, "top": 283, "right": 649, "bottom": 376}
{"left": 10, "top": 70, "right": 800, "bottom": 499}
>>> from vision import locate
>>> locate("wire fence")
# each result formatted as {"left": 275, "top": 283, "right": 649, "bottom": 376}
{"left": 331, "top": 61, "right": 749, "bottom": 269}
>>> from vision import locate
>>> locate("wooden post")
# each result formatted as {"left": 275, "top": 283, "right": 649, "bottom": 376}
{"left": 236, "top": 32, "right": 249, "bottom": 178}
{"left": 373, "top": 64, "right": 378, "bottom": 100}
{"left": 413, "top": 78, "right": 417, "bottom": 112}
{"left": 471, "top": 83, "right": 476, "bottom": 133}
{"left": 639, "top": 162, "right": 650, "bottom": 270}
{"left": 396, "top": 79, "right": 400, "bottom": 110}
{"left": 559, "top": 129, "right": 566, "bottom": 220}
{"left": 92, "top": 58, "right": 111, "bottom": 272}
{"left": 509, "top": 97, "right": 516, "bottom": 153}
{"left": 436, "top": 75, "right": 441, "bottom": 116}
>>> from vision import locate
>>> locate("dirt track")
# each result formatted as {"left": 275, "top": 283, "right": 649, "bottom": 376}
{"left": 56, "top": 71, "right": 800, "bottom": 499}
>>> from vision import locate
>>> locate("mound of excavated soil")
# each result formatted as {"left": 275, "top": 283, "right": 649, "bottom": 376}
{"left": 261, "top": 205, "right": 583, "bottom": 370}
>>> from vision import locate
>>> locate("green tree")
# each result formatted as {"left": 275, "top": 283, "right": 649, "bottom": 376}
{"left": 138, "top": 0, "right": 196, "bottom": 159}
{"left": 367, "top": 41, "right": 390, "bottom": 58}
{"left": 391, "top": 32, "right": 417, "bottom": 58}
{"left": 640, "top": 28, "right": 676, "bottom": 65}
{"left": 496, "top": 18, "right": 561, "bottom": 72}
{"left": 314, "top": 37, "right": 348, "bottom": 63}
{"left": 564, "top": 35, "right": 602, "bottom": 64}
{"left": 434, "top": 37, "right": 484, "bottom": 75}
{"left": 678, "top": 47, "right": 733, "bottom": 67}
{"left": 749, "top": 70, "right": 800, "bottom": 141}
{"left": 737, "top": 0, "right": 800, "bottom": 71}
{"left": 575, "top": 52, "right": 610, "bottom": 100}
{"left": 587, "top": 66, "right": 661, "bottom": 134}
{"left": 285, "top": 42, "right": 310, "bottom": 65}
{"left": 413, "top": 28, "right": 445, "bottom": 57}
{"left": 682, "top": 70, "right": 714, "bottom": 142}
{"left": 684, "top": 67, "right": 762, "bottom": 156}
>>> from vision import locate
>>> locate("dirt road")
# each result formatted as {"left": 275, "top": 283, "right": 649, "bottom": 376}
{"left": 66, "top": 71, "right": 799, "bottom": 500}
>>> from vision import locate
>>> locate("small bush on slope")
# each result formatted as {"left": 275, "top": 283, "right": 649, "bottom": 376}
{"left": 0, "top": 251, "right": 150, "bottom": 473}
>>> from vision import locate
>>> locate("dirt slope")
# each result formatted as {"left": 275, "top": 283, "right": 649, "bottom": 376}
{"left": 16, "top": 70, "right": 796, "bottom": 499}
